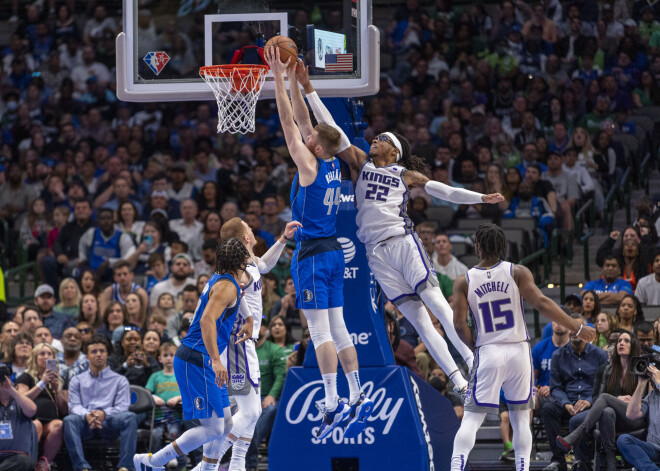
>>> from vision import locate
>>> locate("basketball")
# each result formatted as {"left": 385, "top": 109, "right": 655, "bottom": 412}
{"left": 265, "top": 35, "right": 298, "bottom": 65}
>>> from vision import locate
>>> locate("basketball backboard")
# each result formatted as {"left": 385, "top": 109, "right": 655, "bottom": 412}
{"left": 116, "top": 0, "right": 379, "bottom": 102}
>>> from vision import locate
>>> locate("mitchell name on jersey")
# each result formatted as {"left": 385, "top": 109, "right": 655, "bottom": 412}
{"left": 473, "top": 281, "right": 511, "bottom": 298}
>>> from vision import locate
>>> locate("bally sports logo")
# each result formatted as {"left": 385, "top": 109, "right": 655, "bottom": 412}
{"left": 285, "top": 380, "right": 404, "bottom": 445}
{"left": 338, "top": 237, "right": 358, "bottom": 279}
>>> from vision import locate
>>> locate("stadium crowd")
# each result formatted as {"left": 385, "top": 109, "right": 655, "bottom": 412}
{"left": 1, "top": 0, "right": 660, "bottom": 469}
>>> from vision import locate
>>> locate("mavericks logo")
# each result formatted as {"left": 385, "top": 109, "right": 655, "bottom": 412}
{"left": 194, "top": 396, "right": 205, "bottom": 410}
{"left": 303, "top": 289, "right": 313, "bottom": 302}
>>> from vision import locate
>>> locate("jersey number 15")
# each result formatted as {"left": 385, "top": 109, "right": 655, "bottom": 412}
{"left": 323, "top": 187, "right": 341, "bottom": 215}
{"left": 477, "top": 298, "right": 514, "bottom": 333}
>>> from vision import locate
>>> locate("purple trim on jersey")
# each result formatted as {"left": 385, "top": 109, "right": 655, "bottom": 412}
{"left": 471, "top": 260, "right": 504, "bottom": 271}
{"left": 398, "top": 169, "right": 414, "bottom": 236}
{"left": 411, "top": 233, "right": 433, "bottom": 293}
{"left": 390, "top": 292, "right": 419, "bottom": 303}
{"left": 472, "top": 347, "right": 500, "bottom": 408}
{"left": 520, "top": 294, "right": 529, "bottom": 340}
{"left": 243, "top": 341, "right": 259, "bottom": 388}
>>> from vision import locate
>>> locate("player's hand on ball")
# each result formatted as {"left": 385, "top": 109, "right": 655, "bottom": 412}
{"left": 482, "top": 193, "right": 505, "bottom": 204}
{"left": 577, "top": 324, "right": 596, "bottom": 343}
{"left": 294, "top": 59, "right": 311, "bottom": 86}
{"left": 264, "top": 47, "right": 291, "bottom": 76}
{"left": 212, "top": 359, "right": 228, "bottom": 387}
{"left": 283, "top": 221, "right": 302, "bottom": 240}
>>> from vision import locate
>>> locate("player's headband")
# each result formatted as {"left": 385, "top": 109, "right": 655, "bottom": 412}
{"left": 380, "top": 132, "right": 403, "bottom": 162}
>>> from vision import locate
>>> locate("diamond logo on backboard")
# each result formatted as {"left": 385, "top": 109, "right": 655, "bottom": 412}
{"left": 143, "top": 52, "right": 170, "bottom": 75}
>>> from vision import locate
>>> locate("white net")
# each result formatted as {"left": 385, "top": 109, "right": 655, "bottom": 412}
{"left": 199, "top": 65, "right": 269, "bottom": 134}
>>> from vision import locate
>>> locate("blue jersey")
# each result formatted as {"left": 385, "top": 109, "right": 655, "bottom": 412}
{"left": 89, "top": 228, "right": 121, "bottom": 270}
{"left": 183, "top": 273, "right": 241, "bottom": 355}
{"left": 290, "top": 158, "right": 342, "bottom": 241}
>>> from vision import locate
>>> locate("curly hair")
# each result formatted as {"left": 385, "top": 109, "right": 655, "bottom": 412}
{"left": 215, "top": 237, "right": 250, "bottom": 275}
{"left": 474, "top": 223, "right": 508, "bottom": 262}
{"left": 393, "top": 132, "right": 429, "bottom": 174}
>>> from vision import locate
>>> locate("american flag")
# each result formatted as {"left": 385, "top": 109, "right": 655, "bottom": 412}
{"left": 325, "top": 53, "right": 353, "bottom": 72}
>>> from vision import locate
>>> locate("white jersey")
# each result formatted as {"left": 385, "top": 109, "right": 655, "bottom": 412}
{"left": 239, "top": 259, "right": 263, "bottom": 338}
{"left": 466, "top": 261, "right": 528, "bottom": 347}
{"left": 355, "top": 161, "right": 413, "bottom": 247}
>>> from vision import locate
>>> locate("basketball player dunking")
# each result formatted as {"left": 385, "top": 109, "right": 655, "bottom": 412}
{"left": 295, "top": 63, "right": 500, "bottom": 394}
{"left": 450, "top": 224, "right": 595, "bottom": 471}
{"left": 264, "top": 47, "right": 373, "bottom": 440}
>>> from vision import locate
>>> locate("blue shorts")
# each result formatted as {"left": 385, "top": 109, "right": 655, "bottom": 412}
{"left": 173, "top": 351, "right": 230, "bottom": 420}
{"left": 291, "top": 248, "right": 344, "bottom": 310}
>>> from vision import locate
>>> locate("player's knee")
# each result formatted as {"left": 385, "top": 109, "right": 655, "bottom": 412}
{"left": 306, "top": 309, "right": 334, "bottom": 347}
{"left": 200, "top": 415, "right": 225, "bottom": 440}
{"left": 328, "top": 307, "right": 353, "bottom": 352}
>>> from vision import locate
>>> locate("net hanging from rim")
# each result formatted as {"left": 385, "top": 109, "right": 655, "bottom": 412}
{"left": 200, "top": 64, "right": 269, "bottom": 134}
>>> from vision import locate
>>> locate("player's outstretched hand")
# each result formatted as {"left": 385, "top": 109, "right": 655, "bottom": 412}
{"left": 294, "top": 59, "right": 311, "bottom": 87}
{"left": 264, "top": 47, "right": 292, "bottom": 76}
{"left": 235, "top": 316, "right": 254, "bottom": 345}
{"left": 482, "top": 193, "right": 505, "bottom": 204}
{"left": 577, "top": 324, "right": 596, "bottom": 343}
{"left": 283, "top": 221, "right": 302, "bottom": 240}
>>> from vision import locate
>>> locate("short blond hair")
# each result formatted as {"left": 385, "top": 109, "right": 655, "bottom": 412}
{"left": 220, "top": 217, "right": 248, "bottom": 241}
{"left": 315, "top": 124, "right": 341, "bottom": 157}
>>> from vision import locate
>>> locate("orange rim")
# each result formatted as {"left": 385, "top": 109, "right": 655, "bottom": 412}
{"left": 200, "top": 65, "right": 269, "bottom": 93}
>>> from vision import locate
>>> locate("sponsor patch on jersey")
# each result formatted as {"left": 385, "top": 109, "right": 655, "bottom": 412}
{"left": 303, "top": 289, "right": 314, "bottom": 302}
{"left": 143, "top": 51, "right": 170, "bottom": 75}
{"left": 194, "top": 396, "right": 205, "bottom": 410}
{"left": 231, "top": 373, "right": 246, "bottom": 390}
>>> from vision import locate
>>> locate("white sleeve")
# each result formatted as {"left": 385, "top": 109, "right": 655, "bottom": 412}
{"left": 305, "top": 91, "right": 352, "bottom": 153}
{"left": 424, "top": 180, "right": 484, "bottom": 205}
{"left": 257, "top": 240, "right": 285, "bottom": 273}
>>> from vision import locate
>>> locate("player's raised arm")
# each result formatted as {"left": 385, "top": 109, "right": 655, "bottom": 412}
{"left": 200, "top": 280, "right": 239, "bottom": 386}
{"left": 287, "top": 62, "right": 314, "bottom": 138}
{"left": 403, "top": 170, "right": 505, "bottom": 204}
{"left": 452, "top": 275, "right": 475, "bottom": 350}
{"left": 256, "top": 221, "right": 302, "bottom": 274}
{"left": 294, "top": 60, "right": 367, "bottom": 177}
{"left": 514, "top": 264, "right": 596, "bottom": 343}
{"left": 264, "top": 48, "right": 316, "bottom": 183}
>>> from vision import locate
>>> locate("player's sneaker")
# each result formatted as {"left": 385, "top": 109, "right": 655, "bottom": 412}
{"left": 133, "top": 453, "right": 164, "bottom": 471}
{"left": 343, "top": 392, "right": 375, "bottom": 439}
{"left": 454, "top": 384, "right": 468, "bottom": 403}
{"left": 316, "top": 400, "right": 350, "bottom": 440}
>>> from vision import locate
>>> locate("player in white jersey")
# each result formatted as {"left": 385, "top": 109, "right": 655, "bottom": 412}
{"left": 450, "top": 224, "right": 596, "bottom": 471}
{"left": 212, "top": 217, "right": 301, "bottom": 471}
{"left": 292, "top": 63, "right": 501, "bottom": 392}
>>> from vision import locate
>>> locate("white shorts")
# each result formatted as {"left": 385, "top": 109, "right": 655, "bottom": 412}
{"left": 464, "top": 342, "right": 534, "bottom": 413}
{"left": 221, "top": 338, "right": 260, "bottom": 396}
{"left": 367, "top": 233, "right": 439, "bottom": 306}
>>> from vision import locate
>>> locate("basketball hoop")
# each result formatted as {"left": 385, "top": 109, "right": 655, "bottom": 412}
{"left": 199, "top": 64, "right": 269, "bottom": 134}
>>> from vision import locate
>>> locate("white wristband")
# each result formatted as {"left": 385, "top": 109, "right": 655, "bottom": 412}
{"left": 576, "top": 324, "right": 584, "bottom": 337}
{"left": 37, "top": 380, "right": 46, "bottom": 390}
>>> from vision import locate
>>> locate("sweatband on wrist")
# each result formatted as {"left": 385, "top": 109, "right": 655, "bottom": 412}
{"left": 424, "top": 180, "right": 485, "bottom": 205}
{"left": 576, "top": 324, "right": 584, "bottom": 337}
{"left": 37, "top": 380, "right": 46, "bottom": 390}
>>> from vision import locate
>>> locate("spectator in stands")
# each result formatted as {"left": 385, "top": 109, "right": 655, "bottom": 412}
{"left": 97, "top": 301, "right": 127, "bottom": 341}
{"left": 78, "top": 293, "right": 102, "bottom": 331}
{"left": 634, "top": 321, "right": 656, "bottom": 349}
{"left": 503, "top": 179, "right": 555, "bottom": 247}
{"left": 543, "top": 153, "right": 578, "bottom": 231}
{"left": 58, "top": 326, "right": 89, "bottom": 388}
{"left": 53, "top": 277, "right": 81, "bottom": 319}
{"left": 98, "top": 260, "right": 148, "bottom": 316}
{"left": 635, "top": 250, "right": 660, "bottom": 305}
{"left": 109, "top": 326, "right": 160, "bottom": 387}
{"left": 541, "top": 315, "right": 608, "bottom": 471}
{"left": 582, "top": 255, "right": 633, "bottom": 306}
{"left": 34, "top": 284, "right": 75, "bottom": 339}
{"left": 246, "top": 322, "right": 287, "bottom": 470}
{"left": 63, "top": 335, "right": 137, "bottom": 471}
{"left": 196, "top": 181, "right": 224, "bottom": 221}
{"left": 169, "top": 199, "right": 203, "bottom": 261}
{"left": 271, "top": 275, "right": 303, "bottom": 327}
{"left": 616, "top": 294, "right": 644, "bottom": 332}
{"left": 0, "top": 321, "right": 19, "bottom": 361}
{"left": 96, "top": 177, "right": 142, "bottom": 214}
{"left": 617, "top": 362, "right": 660, "bottom": 471}
{"left": 598, "top": 226, "right": 654, "bottom": 270}
{"left": 262, "top": 194, "right": 287, "bottom": 238}
{"left": 165, "top": 285, "right": 197, "bottom": 339}
{"left": 533, "top": 320, "right": 571, "bottom": 409}
{"left": 141, "top": 330, "right": 161, "bottom": 359}
{"left": 124, "top": 293, "right": 147, "bottom": 330}
{"left": 149, "top": 253, "right": 195, "bottom": 309}
{"left": 0, "top": 162, "right": 35, "bottom": 226}
{"left": 158, "top": 294, "right": 176, "bottom": 328}
{"left": 144, "top": 252, "right": 169, "bottom": 296}
{"left": 71, "top": 46, "right": 111, "bottom": 92}
{"left": 16, "top": 342, "right": 66, "bottom": 469}
{"left": 40, "top": 199, "right": 93, "bottom": 291}
{"left": 18, "top": 197, "right": 50, "bottom": 261}
{"left": 580, "top": 290, "right": 601, "bottom": 325}
{"left": 78, "top": 208, "right": 135, "bottom": 281}
{"left": 193, "top": 239, "right": 215, "bottom": 279}
{"left": 78, "top": 269, "right": 100, "bottom": 298}
{"left": 432, "top": 233, "right": 468, "bottom": 280}
{"left": 128, "top": 220, "right": 171, "bottom": 276}
{"left": 557, "top": 331, "right": 643, "bottom": 470}
{"left": 34, "top": 326, "right": 63, "bottom": 353}
{"left": 245, "top": 211, "right": 275, "bottom": 248}
{"left": 21, "top": 305, "right": 43, "bottom": 337}
{"left": 8, "top": 332, "right": 33, "bottom": 379}
{"left": 0, "top": 370, "right": 37, "bottom": 471}
{"left": 428, "top": 368, "right": 464, "bottom": 419}
{"left": 168, "top": 162, "right": 197, "bottom": 203}
{"left": 594, "top": 312, "right": 618, "bottom": 349}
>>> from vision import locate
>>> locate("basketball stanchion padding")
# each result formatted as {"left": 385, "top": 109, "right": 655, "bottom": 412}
{"left": 199, "top": 64, "right": 269, "bottom": 134}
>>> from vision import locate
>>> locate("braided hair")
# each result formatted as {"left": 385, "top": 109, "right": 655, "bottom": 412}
{"left": 215, "top": 238, "right": 249, "bottom": 276}
{"left": 392, "top": 132, "right": 429, "bottom": 174}
{"left": 474, "top": 223, "right": 507, "bottom": 262}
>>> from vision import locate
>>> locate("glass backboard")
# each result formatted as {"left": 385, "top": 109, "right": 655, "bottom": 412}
{"left": 116, "top": 0, "right": 379, "bottom": 102}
